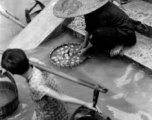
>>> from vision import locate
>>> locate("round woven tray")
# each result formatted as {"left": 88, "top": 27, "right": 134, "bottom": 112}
{"left": 0, "top": 71, "right": 19, "bottom": 119}
{"left": 49, "top": 42, "right": 88, "bottom": 67}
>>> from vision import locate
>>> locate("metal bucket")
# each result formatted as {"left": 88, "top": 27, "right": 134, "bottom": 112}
{"left": 0, "top": 71, "right": 19, "bottom": 119}
{"left": 70, "top": 86, "right": 111, "bottom": 120}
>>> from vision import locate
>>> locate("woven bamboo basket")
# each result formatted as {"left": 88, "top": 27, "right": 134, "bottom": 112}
{"left": 49, "top": 42, "right": 88, "bottom": 67}
{"left": 0, "top": 71, "right": 19, "bottom": 119}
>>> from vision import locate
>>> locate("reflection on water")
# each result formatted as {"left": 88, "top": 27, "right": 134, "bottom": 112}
{"left": 108, "top": 106, "right": 152, "bottom": 120}
{"left": 0, "top": 90, "right": 15, "bottom": 107}
{"left": 1, "top": 0, "right": 152, "bottom": 120}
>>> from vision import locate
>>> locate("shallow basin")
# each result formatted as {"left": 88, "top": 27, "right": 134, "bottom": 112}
{"left": 0, "top": 71, "right": 19, "bottom": 119}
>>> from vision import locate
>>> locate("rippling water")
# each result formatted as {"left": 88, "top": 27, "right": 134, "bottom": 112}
{"left": 1, "top": 0, "right": 152, "bottom": 120}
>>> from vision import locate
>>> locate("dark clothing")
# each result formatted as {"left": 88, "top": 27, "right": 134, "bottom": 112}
{"left": 91, "top": 27, "right": 120, "bottom": 51}
{"left": 84, "top": 1, "right": 136, "bottom": 51}
{"left": 132, "top": 19, "right": 152, "bottom": 38}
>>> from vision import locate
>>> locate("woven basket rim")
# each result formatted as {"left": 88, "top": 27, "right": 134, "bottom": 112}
{"left": 49, "top": 42, "right": 88, "bottom": 67}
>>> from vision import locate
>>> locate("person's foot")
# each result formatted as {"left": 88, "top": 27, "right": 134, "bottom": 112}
{"left": 110, "top": 45, "right": 124, "bottom": 57}
{"left": 119, "top": 46, "right": 130, "bottom": 56}
{"left": 110, "top": 45, "right": 130, "bottom": 57}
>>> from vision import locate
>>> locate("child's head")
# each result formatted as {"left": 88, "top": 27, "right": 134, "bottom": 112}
{"left": 1, "top": 49, "right": 30, "bottom": 75}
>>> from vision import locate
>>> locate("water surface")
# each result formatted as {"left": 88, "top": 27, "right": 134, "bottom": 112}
{"left": 1, "top": 0, "right": 152, "bottom": 120}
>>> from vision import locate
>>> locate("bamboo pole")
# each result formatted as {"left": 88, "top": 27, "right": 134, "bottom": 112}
{"left": 0, "top": 4, "right": 25, "bottom": 28}
{"left": 30, "top": 61, "right": 108, "bottom": 93}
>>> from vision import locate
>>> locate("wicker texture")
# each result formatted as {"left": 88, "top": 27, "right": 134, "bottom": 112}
{"left": 53, "top": 0, "right": 109, "bottom": 18}
{"left": 49, "top": 42, "right": 88, "bottom": 67}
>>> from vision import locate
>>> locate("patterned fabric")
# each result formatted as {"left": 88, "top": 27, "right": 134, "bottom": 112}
{"left": 27, "top": 58, "right": 69, "bottom": 120}
{"left": 68, "top": 16, "right": 86, "bottom": 35}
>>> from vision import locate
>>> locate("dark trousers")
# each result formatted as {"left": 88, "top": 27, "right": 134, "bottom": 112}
{"left": 90, "top": 27, "right": 136, "bottom": 51}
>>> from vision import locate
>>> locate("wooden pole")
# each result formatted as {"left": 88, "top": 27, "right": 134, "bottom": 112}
{"left": 0, "top": 5, "right": 25, "bottom": 28}
{"left": 30, "top": 61, "right": 108, "bottom": 93}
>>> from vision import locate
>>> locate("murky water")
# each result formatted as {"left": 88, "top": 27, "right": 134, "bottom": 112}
{"left": 1, "top": 0, "right": 152, "bottom": 120}
{"left": 0, "top": 90, "right": 15, "bottom": 107}
{"left": 27, "top": 33, "right": 152, "bottom": 120}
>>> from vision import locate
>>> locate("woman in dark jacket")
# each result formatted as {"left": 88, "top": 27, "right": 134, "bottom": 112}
{"left": 53, "top": 0, "right": 136, "bottom": 56}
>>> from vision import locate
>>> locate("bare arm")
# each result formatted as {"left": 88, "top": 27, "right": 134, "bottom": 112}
{"left": 46, "top": 88, "right": 96, "bottom": 110}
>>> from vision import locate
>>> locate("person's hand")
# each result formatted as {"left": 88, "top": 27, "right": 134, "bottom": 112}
{"left": 85, "top": 103, "right": 102, "bottom": 113}
{"left": 77, "top": 47, "right": 88, "bottom": 56}
{"left": 85, "top": 103, "right": 96, "bottom": 111}
{"left": 72, "top": 43, "right": 87, "bottom": 56}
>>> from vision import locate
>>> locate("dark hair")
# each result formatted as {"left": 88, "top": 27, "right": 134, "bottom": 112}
{"left": 1, "top": 49, "right": 30, "bottom": 75}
